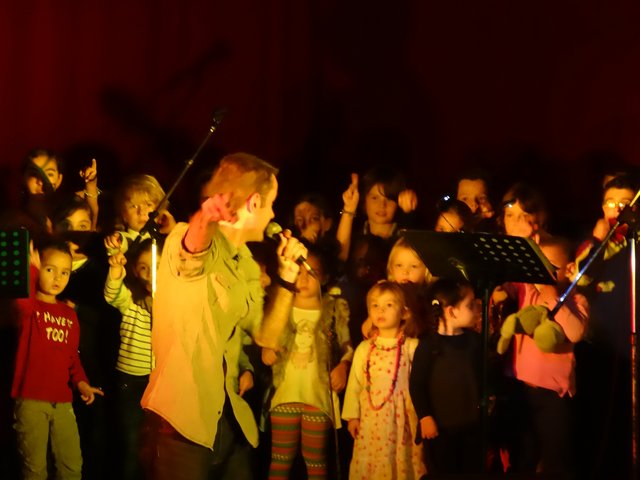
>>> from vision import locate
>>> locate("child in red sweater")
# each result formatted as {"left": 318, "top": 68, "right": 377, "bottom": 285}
{"left": 12, "top": 240, "right": 103, "bottom": 479}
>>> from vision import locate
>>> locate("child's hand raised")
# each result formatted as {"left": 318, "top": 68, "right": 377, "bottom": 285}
{"left": 77, "top": 381, "right": 104, "bottom": 405}
{"left": 79, "top": 158, "right": 98, "bottom": 185}
{"left": 107, "top": 251, "right": 126, "bottom": 279}
{"left": 398, "top": 189, "right": 418, "bottom": 213}
{"left": 29, "top": 241, "right": 40, "bottom": 270}
{"left": 420, "top": 415, "right": 438, "bottom": 439}
{"left": 342, "top": 173, "right": 359, "bottom": 214}
{"left": 104, "top": 232, "right": 123, "bottom": 252}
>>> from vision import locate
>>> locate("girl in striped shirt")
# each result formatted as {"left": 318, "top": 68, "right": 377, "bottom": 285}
{"left": 105, "top": 237, "right": 159, "bottom": 480}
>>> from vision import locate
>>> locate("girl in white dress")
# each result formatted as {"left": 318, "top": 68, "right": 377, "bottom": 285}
{"left": 343, "top": 280, "right": 426, "bottom": 479}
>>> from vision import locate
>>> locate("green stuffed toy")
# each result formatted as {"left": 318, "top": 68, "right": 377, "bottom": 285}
{"left": 496, "top": 304, "right": 566, "bottom": 354}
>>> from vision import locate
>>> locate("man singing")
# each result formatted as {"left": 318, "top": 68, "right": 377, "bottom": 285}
{"left": 141, "top": 152, "right": 307, "bottom": 479}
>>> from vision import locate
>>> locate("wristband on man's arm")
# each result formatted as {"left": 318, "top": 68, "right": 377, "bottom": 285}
{"left": 276, "top": 276, "right": 299, "bottom": 293}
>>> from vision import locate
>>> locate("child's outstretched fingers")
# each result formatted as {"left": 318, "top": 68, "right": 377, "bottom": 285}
{"left": 342, "top": 173, "right": 360, "bottom": 212}
{"left": 79, "top": 158, "right": 98, "bottom": 183}
{"left": 77, "top": 381, "right": 104, "bottom": 406}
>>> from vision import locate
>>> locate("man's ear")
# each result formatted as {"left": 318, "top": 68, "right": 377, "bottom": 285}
{"left": 246, "top": 192, "right": 261, "bottom": 213}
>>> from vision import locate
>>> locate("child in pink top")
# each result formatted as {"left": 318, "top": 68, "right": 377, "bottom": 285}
{"left": 499, "top": 237, "right": 587, "bottom": 474}
{"left": 495, "top": 187, "right": 588, "bottom": 474}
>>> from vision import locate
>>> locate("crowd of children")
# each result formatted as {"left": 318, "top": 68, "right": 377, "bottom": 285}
{"left": 0, "top": 147, "right": 639, "bottom": 479}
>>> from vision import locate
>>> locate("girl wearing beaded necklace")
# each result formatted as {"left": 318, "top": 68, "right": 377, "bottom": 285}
{"left": 342, "top": 281, "right": 426, "bottom": 479}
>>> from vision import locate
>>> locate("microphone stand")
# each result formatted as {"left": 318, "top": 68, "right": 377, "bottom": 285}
{"left": 130, "top": 109, "right": 226, "bottom": 296}
{"left": 549, "top": 188, "right": 640, "bottom": 479}
{"left": 549, "top": 189, "right": 640, "bottom": 316}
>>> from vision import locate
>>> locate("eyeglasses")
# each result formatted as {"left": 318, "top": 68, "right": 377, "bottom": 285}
{"left": 603, "top": 199, "right": 631, "bottom": 209}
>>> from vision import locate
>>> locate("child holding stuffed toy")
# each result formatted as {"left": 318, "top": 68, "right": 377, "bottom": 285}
{"left": 409, "top": 278, "right": 483, "bottom": 475}
{"left": 494, "top": 212, "right": 589, "bottom": 475}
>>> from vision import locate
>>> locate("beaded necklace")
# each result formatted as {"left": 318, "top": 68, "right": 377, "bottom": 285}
{"left": 364, "top": 333, "right": 405, "bottom": 411}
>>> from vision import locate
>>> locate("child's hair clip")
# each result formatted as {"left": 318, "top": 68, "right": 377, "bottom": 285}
{"left": 431, "top": 299, "right": 440, "bottom": 306}
{"left": 328, "top": 286, "right": 342, "bottom": 297}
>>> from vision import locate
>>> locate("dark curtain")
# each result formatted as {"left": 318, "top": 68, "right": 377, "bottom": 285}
{"left": 0, "top": 0, "right": 640, "bottom": 230}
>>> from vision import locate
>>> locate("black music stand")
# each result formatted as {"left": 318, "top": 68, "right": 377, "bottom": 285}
{"left": 0, "top": 229, "right": 30, "bottom": 299}
{"left": 400, "top": 229, "right": 556, "bottom": 471}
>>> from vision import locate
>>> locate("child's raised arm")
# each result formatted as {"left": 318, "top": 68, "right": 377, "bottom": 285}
{"left": 79, "top": 158, "right": 100, "bottom": 230}
{"left": 107, "top": 251, "right": 127, "bottom": 281}
{"left": 336, "top": 173, "right": 359, "bottom": 262}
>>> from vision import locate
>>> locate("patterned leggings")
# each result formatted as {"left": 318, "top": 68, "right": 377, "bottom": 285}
{"left": 268, "top": 403, "right": 332, "bottom": 479}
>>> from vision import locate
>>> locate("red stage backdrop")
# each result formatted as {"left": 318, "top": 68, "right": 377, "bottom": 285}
{"left": 1, "top": 0, "right": 639, "bottom": 235}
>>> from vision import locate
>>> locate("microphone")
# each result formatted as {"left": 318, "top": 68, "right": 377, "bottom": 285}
{"left": 265, "top": 222, "right": 317, "bottom": 278}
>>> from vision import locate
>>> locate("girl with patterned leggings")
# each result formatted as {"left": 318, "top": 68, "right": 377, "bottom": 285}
{"left": 262, "top": 246, "right": 353, "bottom": 479}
